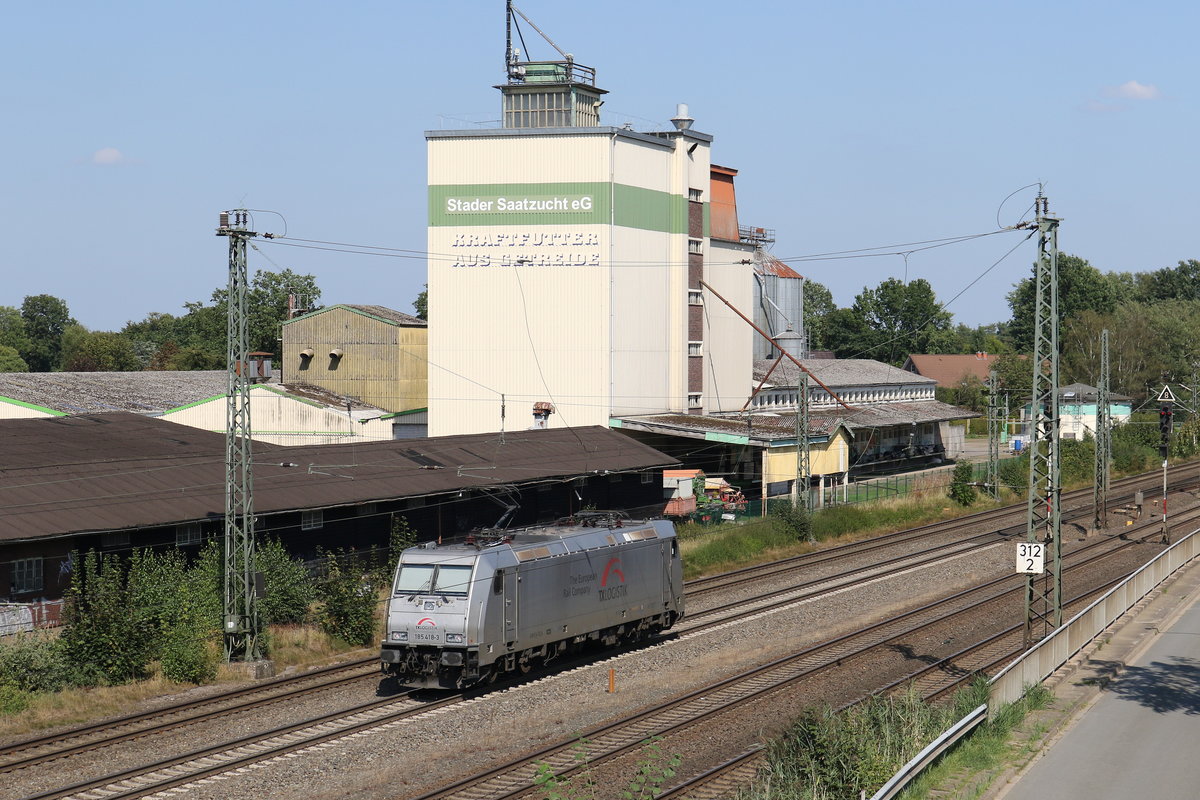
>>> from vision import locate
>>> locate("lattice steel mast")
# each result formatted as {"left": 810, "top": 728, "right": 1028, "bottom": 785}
{"left": 217, "top": 210, "right": 261, "bottom": 662}
{"left": 1023, "top": 193, "right": 1062, "bottom": 649}
{"left": 792, "top": 371, "right": 811, "bottom": 512}
{"left": 986, "top": 369, "right": 1002, "bottom": 501}
{"left": 1092, "top": 329, "right": 1111, "bottom": 531}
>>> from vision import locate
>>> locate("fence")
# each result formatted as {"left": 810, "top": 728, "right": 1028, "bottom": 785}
{"left": 870, "top": 525, "right": 1200, "bottom": 798}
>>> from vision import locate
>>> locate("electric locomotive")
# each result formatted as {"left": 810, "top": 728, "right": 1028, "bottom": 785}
{"left": 379, "top": 514, "right": 684, "bottom": 688}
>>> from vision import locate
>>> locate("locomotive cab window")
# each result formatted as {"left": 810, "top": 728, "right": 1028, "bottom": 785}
{"left": 394, "top": 563, "right": 472, "bottom": 596}
{"left": 493, "top": 570, "right": 504, "bottom": 595}
{"left": 394, "top": 564, "right": 435, "bottom": 594}
{"left": 434, "top": 565, "right": 473, "bottom": 595}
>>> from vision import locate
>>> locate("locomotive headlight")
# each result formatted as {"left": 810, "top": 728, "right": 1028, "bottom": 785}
{"left": 390, "top": 631, "right": 408, "bottom": 642}
{"left": 445, "top": 633, "right": 465, "bottom": 644}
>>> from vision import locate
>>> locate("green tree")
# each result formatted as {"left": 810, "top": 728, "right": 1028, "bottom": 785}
{"left": 59, "top": 325, "right": 141, "bottom": 371}
{"left": 949, "top": 460, "right": 977, "bottom": 505}
{"left": 20, "top": 294, "right": 75, "bottom": 371}
{"left": 0, "top": 345, "right": 28, "bottom": 372}
{"left": 1006, "top": 254, "right": 1119, "bottom": 353}
{"left": 802, "top": 279, "right": 836, "bottom": 350}
{"left": 210, "top": 269, "right": 322, "bottom": 357}
{"left": 1133, "top": 259, "right": 1200, "bottom": 304}
{"left": 824, "top": 278, "right": 953, "bottom": 365}
{"left": 0, "top": 305, "right": 32, "bottom": 356}
{"left": 413, "top": 284, "right": 427, "bottom": 321}
{"left": 61, "top": 551, "right": 152, "bottom": 686}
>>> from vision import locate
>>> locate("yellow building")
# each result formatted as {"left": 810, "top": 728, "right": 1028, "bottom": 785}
{"left": 281, "top": 304, "right": 427, "bottom": 414}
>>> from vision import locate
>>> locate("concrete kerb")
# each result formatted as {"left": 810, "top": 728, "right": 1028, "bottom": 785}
{"left": 975, "top": 556, "right": 1200, "bottom": 800}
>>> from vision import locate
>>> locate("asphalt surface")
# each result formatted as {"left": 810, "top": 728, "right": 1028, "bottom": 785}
{"left": 998, "top": 575, "right": 1200, "bottom": 799}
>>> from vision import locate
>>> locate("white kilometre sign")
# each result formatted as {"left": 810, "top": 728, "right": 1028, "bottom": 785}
{"left": 1016, "top": 542, "right": 1045, "bottom": 574}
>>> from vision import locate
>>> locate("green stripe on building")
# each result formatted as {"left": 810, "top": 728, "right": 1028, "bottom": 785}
{"left": 429, "top": 182, "right": 689, "bottom": 234}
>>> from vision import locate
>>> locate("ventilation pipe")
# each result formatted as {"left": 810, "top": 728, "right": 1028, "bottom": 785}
{"left": 670, "top": 103, "right": 694, "bottom": 131}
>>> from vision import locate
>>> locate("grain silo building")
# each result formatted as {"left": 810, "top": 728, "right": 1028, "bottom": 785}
{"left": 427, "top": 54, "right": 752, "bottom": 436}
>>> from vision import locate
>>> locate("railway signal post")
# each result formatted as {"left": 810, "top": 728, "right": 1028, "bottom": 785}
{"left": 1157, "top": 385, "right": 1175, "bottom": 544}
{"left": 216, "top": 210, "right": 263, "bottom": 664}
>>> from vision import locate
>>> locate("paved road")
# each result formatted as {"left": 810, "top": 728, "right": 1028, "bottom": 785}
{"left": 1001, "top": 598, "right": 1200, "bottom": 800}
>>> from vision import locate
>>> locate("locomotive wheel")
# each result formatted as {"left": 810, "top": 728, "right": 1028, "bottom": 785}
{"left": 517, "top": 655, "right": 533, "bottom": 674}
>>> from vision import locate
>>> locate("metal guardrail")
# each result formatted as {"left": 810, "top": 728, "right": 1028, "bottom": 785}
{"left": 989, "top": 526, "right": 1199, "bottom": 711}
{"left": 871, "top": 525, "right": 1199, "bottom": 797}
{"left": 869, "top": 704, "right": 987, "bottom": 800}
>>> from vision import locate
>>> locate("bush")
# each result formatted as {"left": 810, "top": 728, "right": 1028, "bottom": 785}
{"left": 0, "top": 685, "right": 30, "bottom": 716}
{"left": 160, "top": 624, "right": 219, "bottom": 684}
{"left": 256, "top": 538, "right": 314, "bottom": 625}
{"left": 772, "top": 503, "right": 813, "bottom": 541}
{"left": 61, "top": 550, "right": 152, "bottom": 686}
{"left": 319, "top": 553, "right": 381, "bottom": 647}
{"left": 0, "top": 633, "right": 70, "bottom": 693}
{"left": 949, "top": 460, "right": 977, "bottom": 506}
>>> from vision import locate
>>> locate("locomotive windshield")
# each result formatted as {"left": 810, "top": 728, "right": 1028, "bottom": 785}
{"left": 393, "top": 563, "right": 473, "bottom": 596}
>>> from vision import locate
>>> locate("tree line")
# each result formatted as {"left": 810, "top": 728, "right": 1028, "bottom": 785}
{"left": 4, "top": 256, "right": 1197, "bottom": 407}
{"left": 803, "top": 255, "right": 1200, "bottom": 406}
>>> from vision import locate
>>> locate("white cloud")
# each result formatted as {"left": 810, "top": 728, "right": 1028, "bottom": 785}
{"left": 92, "top": 147, "right": 125, "bottom": 165}
{"left": 1103, "top": 80, "right": 1161, "bottom": 100}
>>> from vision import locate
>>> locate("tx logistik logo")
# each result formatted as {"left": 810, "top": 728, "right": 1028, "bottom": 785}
{"left": 598, "top": 558, "right": 628, "bottom": 602}
{"left": 416, "top": 618, "right": 436, "bottom": 627}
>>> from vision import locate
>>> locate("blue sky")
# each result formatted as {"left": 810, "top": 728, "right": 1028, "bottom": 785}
{"left": 3, "top": 1, "right": 1196, "bottom": 332}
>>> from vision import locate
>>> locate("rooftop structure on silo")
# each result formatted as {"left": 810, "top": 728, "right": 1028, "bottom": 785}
{"left": 499, "top": 1, "right": 607, "bottom": 128}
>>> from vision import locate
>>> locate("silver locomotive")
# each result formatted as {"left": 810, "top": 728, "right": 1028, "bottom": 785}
{"left": 379, "top": 514, "right": 685, "bottom": 688}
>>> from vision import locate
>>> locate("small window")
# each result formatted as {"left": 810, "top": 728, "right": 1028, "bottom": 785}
{"left": 688, "top": 393, "right": 703, "bottom": 409}
{"left": 688, "top": 341, "right": 703, "bottom": 357}
{"left": 357, "top": 503, "right": 377, "bottom": 517}
{"left": 608, "top": 473, "right": 622, "bottom": 483}
{"left": 101, "top": 531, "right": 130, "bottom": 550}
{"left": 176, "top": 522, "right": 202, "bottom": 546}
{"left": 687, "top": 238, "right": 703, "bottom": 255}
{"left": 687, "top": 289, "right": 703, "bottom": 305}
{"left": 301, "top": 510, "right": 324, "bottom": 530}
{"left": 406, "top": 496, "right": 426, "bottom": 509}
{"left": 688, "top": 188, "right": 703, "bottom": 202}
{"left": 12, "top": 558, "right": 43, "bottom": 594}
{"left": 640, "top": 473, "right": 654, "bottom": 485}
{"left": 537, "top": 484, "right": 552, "bottom": 493}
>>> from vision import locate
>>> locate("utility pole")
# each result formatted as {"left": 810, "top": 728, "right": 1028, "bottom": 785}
{"left": 791, "top": 371, "right": 811, "bottom": 514}
{"left": 1023, "top": 192, "right": 1062, "bottom": 649}
{"left": 986, "top": 370, "right": 1002, "bottom": 501}
{"left": 1092, "top": 329, "right": 1111, "bottom": 531}
{"left": 216, "top": 210, "right": 261, "bottom": 663}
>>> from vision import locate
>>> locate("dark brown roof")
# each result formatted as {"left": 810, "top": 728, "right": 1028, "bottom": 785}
{"left": 0, "top": 414, "right": 674, "bottom": 543}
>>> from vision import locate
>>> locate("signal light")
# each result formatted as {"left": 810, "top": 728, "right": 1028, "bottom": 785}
{"left": 1159, "top": 405, "right": 1173, "bottom": 439}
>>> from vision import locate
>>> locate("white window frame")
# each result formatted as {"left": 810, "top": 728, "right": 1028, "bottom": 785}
{"left": 687, "top": 238, "right": 703, "bottom": 255}
{"left": 12, "top": 558, "right": 43, "bottom": 594}
{"left": 687, "top": 289, "right": 703, "bottom": 306}
{"left": 688, "top": 341, "right": 703, "bottom": 357}
{"left": 640, "top": 473, "right": 654, "bottom": 485}
{"left": 688, "top": 392, "right": 703, "bottom": 409}
{"left": 301, "top": 510, "right": 324, "bottom": 531}
{"left": 175, "top": 522, "right": 202, "bottom": 546}
{"left": 688, "top": 188, "right": 703, "bottom": 202}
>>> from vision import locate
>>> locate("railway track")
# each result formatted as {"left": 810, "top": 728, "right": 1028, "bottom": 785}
{"left": 5, "top": 467, "right": 1193, "bottom": 798}
{"left": 404, "top": 514, "right": 1190, "bottom": 800}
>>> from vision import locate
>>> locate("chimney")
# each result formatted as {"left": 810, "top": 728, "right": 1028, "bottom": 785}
{"left": 670, "top": 103, "right": 694, "bottom": 131}
{"left": 530, "top": 401, "right": 556, "bottom": 429}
